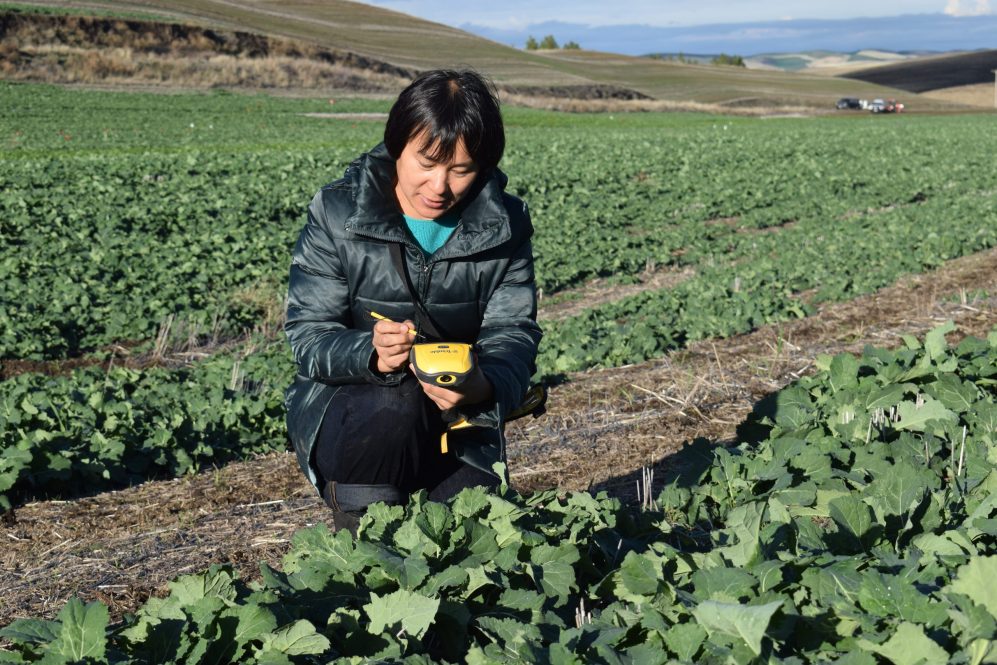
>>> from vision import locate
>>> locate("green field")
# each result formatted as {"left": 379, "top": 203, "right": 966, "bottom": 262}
{"left": 2, "top": 81, "right": 996, "bottom": 662}
{"left": 2, "top": 80, "right": 996, "bottom": 510}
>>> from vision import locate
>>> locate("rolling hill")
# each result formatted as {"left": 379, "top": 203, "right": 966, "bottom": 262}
{"left": 0, "top": 0, "right": 975, "bottom": 111}
{"left": 843, "top": 49, "right": 997, "bottom": 93}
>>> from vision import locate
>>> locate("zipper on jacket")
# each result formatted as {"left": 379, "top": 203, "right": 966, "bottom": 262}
{"left": 417, "top": 256, "right": 432, "bottom": 339}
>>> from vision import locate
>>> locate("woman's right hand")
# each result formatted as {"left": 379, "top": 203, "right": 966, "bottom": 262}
{"left": 372, "top": 319, "right": 416, "bottom": 374}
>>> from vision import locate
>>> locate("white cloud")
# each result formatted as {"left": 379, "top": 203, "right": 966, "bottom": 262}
{"left": 944, "top": 0, "right": 993, "bottom": 16}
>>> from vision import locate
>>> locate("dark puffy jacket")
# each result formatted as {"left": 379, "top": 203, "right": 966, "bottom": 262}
{"left": 284, "top": 143, "right": 543, "bottom": 490}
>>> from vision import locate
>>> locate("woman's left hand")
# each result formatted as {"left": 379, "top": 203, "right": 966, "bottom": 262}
{"left": 414, "top": 364, "right": 493, "bottom": 411}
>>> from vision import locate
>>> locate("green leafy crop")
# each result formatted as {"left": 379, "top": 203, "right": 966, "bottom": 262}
{"left": 3, "top": 325, "right": 995, "bottom": 663}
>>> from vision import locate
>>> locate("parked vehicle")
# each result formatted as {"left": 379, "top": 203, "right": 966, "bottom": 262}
{"left": 869, "top": 98, "right": 904, "bottom": 114}
{"left": 835, "top": 97, "right": 862, "bottom": 110}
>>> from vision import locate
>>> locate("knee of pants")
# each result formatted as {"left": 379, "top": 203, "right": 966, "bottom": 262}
{"left": 317, "top": 378, "right": 439, "bottom": 470}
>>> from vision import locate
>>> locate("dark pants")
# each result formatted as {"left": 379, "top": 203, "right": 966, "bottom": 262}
{"left": 314, "top": 375, "right": 498, "bottom": 509}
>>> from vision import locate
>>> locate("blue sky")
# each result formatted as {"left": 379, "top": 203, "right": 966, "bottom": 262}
{"left": 358, "top": 0, "right": 992, "bottom": 28}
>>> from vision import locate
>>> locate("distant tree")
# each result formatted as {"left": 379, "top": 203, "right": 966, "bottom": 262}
{"left": 525, "top": 35, "right": 539, "bottom": 50}
{"left": 711, "top": 53, "right": 745, "bottom": 67}
{"left": 539, "top": 34, "right": 559, "bottom": 49}
{"left": 562, "top": 40, "right": 581, "bottom": 50}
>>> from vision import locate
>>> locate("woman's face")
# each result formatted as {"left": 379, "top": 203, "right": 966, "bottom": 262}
{"left": 394, "top": 132, "right": 479, "bottom": 220}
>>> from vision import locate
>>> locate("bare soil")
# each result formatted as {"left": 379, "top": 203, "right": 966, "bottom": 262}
{"left": 2, "top": 247, "right": 994, "bottom": 625}
{"left": 539, "top": 266, "right": 697, "bottom": 322}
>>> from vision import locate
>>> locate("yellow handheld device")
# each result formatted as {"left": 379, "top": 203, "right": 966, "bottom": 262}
{"left": 409, "top": 343, "right": 475, "bottom": 388}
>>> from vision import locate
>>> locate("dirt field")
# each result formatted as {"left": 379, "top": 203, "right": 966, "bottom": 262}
{"left": 921, "top": 83, "right": 996, "bottom": 109}
{"left": 2, "top": 246, "right": 995, "bottom": 626}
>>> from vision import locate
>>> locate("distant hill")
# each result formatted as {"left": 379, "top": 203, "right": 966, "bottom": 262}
{"left": 843, "top": 50, "right": 997, "bottom": 93}
{"left": 744, "top": 50, "right": 937, "bottom": 73}
{"left": 461, "top": 14, "right": 997, "bottom": 57}
{"left": 0, "top": 1, "right": 966, "bottom": 112}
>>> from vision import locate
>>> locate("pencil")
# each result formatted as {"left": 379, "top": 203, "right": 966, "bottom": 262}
{"left": 369, "top": 310, "right": 418, "bottom": 336}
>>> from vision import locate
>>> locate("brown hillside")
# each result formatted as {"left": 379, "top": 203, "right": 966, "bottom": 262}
{"left": 0, "top": 11, "right": 650, "bottom": 99}
{"left": 843, "top": 49, "right": 997, "bottom": 93}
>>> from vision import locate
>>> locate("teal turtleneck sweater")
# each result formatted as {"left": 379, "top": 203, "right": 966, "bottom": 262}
{"left": 403, "top": 212, "right": 459, "bottom": 256}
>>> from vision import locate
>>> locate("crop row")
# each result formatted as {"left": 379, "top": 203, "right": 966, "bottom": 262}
{"left": 2, "top": 325, "right": 994, "bottom": 662}
{"left": 0, "top": 339, "right": 291, "bottom": 511}
{"left": 538, "top": 186, "right": 997, "bottom": 374}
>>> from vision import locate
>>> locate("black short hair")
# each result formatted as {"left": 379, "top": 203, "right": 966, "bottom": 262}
{"left": 384, "top": 69, "right": 505, "bottom": 173}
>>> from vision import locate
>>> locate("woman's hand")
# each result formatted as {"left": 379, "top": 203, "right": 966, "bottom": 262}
{"left": 415, "top": 364, "right": 494, "bottom": 411}
{"left": 372, "top": 319, "right": 416, "bottom": 374}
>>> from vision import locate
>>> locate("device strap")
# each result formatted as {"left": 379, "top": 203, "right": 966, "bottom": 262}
{"left": 388, "top": 242, "right": 446, "bottom": 340}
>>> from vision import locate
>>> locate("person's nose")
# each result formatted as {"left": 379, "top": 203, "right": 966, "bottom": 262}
{"left": 427, "top": 168, "right": 448, "bottom": 197}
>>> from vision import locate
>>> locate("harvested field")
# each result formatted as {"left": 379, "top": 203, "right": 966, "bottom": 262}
{"left": 843, "top": 48, "right": 997, "bottom": 93}
{"left": 2, "top": 245, "right": 994, "bottom": 626}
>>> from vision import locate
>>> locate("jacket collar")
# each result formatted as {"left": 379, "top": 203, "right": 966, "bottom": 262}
{"left": 346, "top": 143, "right": 512, "bottom": 258}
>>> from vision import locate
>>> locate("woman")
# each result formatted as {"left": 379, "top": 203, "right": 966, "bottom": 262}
{"left": 284, "top": 69, "right": 542, "bottom": 533}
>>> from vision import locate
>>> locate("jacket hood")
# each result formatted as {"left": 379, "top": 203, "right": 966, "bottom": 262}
{"left": 344, "top": 143, "right": 513, "bottom": 257}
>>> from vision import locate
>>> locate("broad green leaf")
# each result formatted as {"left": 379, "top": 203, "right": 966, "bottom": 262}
{"left": 895, "top": 397, "right": 957, "bottom": 432}
{"left": 415, "top": 502, "right": 454, "bottom": 545}
{"left": 912, "top": 531, "right": 975, "bottom": 556}
{"left": 858, "top": 572, "right": 949, "bottom": 626}
{"left": 930, "top": 374, "right": 978, "bottom": 413}
{"left": 451, "top": 486, "right": 491, "bottom": 517}
{"left": 462, "top": 518, "right": 500, "bottom": 565}
{"left": 228, "top": 602, "right": 278, "bottom": 649}
{"left": 497, "top": 588, "right": 547, "bottom": 614}
{"left": 829, "top": 353, "right": 860, "bottom": 392}
{"left": 691, "top": 600, "right": 781, "bottom": 656}
{"left": 364, "top": 589, "right": 439, "bottom": 639}
{"left": 464, "top": 566, "right": 496, "bottom": 599}
{"left": 55, "top": 597, "right": 108, "bottom": 662}
{"left": 719, "top": 501, "right": 764, "bottom": 567}
{"left": 663, "top": 622, "right": 706, "bottom": 661}
{"left": 362, "top": 502, "right": 405, "bottom": 540}
{"left": 950, "top": 556, "right": 997, "bottom": 618}
{"left": 619, "top": 551, "right": 661, "bottom": 597}
{"left": 924, "top": 321, "right": 956, "bottom": 362}
{"left": 868, "top": 462, "right": 930, "bottom": 519}
{"left": 260, "top": 620, "right": 331, "bottom": 656}
{"left": 420, "top": 565, "right": 469, "bottom": 596}
{"left": 828, "top": 495, "right": 873, "bottom": 551}
{"left": 378, "top": 552, "right": 430, "bottom": 590}
{"left": 19, "top": 397, "right": 38, "bottom": 416}
{"left": 623, "top": 641, "right": 671, "bottom": 665}
{"left": 801, "top": 563, "right": 862, "bottom": 611}
{"left": 865, "top": 384, "right": 908, "bottom": 411}
{"left": 530, "top": 543, "right": 580, "bottom": 567}
{"left": 168, "top": 565, "right": 238, "bottom": 605}
{"left": 969, "top": 402, "right": 997, "bottom": 434}
{"left": 834, "top": 652, "right": 877, "bottom": 665}
{"left": 858, "top": 622, "right": 948, "bottom": 665}
{"left": 691, "top": 567, "right": 758, "bottom": 603}
{"left": 967, "top": 639, "right": 997, "bottom": 665}
{"left": 749, "top": 561, "right": 784, "bottom": 593}
{"left": 536, "top": 561, "right": 575, "bottom": 602}
{"left": 0, "top": 619, "right": 60, "bottom": 645}
{"left": 773, "top": 386, "right": 814, "bottom": 429}
{"left": 946, "top": 593, "right": 997, "bottom": 642}
{"left": 475, "top": 616, "right": 543, "bottom": 653}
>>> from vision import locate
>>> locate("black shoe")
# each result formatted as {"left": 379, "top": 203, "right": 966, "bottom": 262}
{"left": 331, "top": 508, "right": 363, "bottom": 537}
